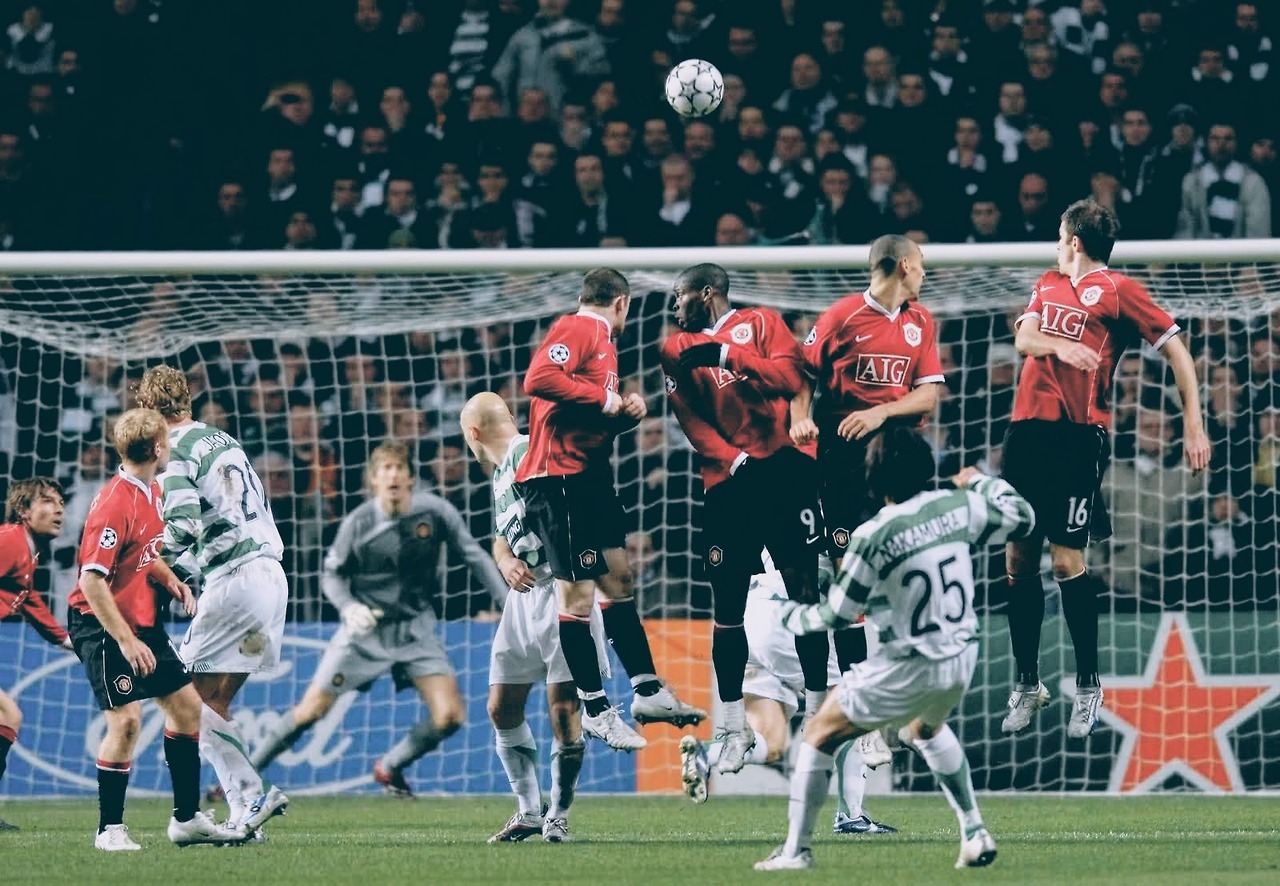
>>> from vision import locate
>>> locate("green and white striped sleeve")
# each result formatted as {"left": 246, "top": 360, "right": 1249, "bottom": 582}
{"left": 780, "top": 535, "right": 875, "bottom": 635}
{"left": 965, "top": 474, "right": 1036, "bottom": 547}
{"left": 161, "top": 458, "right": 202, "bottom": 567}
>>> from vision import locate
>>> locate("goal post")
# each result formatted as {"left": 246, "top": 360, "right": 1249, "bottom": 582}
{"left": 1, "top": 241, "right": 1278, "bottom": 799}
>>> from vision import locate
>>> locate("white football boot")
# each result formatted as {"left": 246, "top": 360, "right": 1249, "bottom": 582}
{"left": 581, "top": 705, "right": 647, "bottom": 751}
{"left": 1000, "top": 681, "right": 1050, "bottom": 735}
{"left": 94, "top": 824, "right": 141, "bottom": 852}
{"left": 955, "top": 827, "right": 998, "bottom": 869}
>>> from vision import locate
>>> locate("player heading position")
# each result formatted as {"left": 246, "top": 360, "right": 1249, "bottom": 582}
{"left": 253, "top": 440, "right": 508, "bottom": 795}
{"left": 755, "top": 429, "right": 1035, "bottom": 872}
{"left": 0, "top": 477, "right": 71, "bottom": 831}
{"left": 516, "top": 267, "right": 704, "bottom": 749}
{"left": 463, "top": 392, "right": 599, "bottom": 844}
{"left": 792, "top": 234, "right": 944, "bottom": 672}
{"left": 661, "top": 262, "right": 830, "bottom": 773}
{"left": 137, "top": 365, "right": 289, "bottom": 834}
{"left": 67, "top": 409, "right": 242, "bottom": 850}
{"left": 1000, "top": 199, "right": 1210, "bottom": 738}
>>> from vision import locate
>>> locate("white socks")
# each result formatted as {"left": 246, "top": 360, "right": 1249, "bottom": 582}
{"left": 495, "top": 723, "right": 541, "bottom": 817}
{"left": 200, "top": 706, "right": 265, "bottom": 810}
{"left": 914, "top": 725, "right": 983, "bottom": 835}
{"left": 834, "top": 739, "right": 867, "bottom": 819}
{"left": 721, "top": 699, "right": 746, "bottom": 733}
{"left": 783, "top": 742, "right": 833, "bottom": 856}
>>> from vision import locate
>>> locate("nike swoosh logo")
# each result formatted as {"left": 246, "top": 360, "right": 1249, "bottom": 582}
{"left": 855, "top": 334, "right": 873, "bottom": 343}
{"left": 598, "top": 353, "right": 609, "bottom": 359}
{"left": 805, "top": 536, "right": 822, "bottom": 545}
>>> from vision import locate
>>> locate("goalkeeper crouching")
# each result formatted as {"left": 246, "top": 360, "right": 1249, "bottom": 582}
{"left": 252, "top": 441, "right": 508, "bottom": 796}
{"left": 461, "top": 392, "right": 607, "bottom": 844}
{"left": 755, "top": 429, "right": 1035, "bottom": 872}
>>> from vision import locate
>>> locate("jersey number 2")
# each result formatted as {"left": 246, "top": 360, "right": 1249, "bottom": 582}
{"left": 226, "top": 462, "right": 265, "bottom": 522}
{"left": 906, "top": 555, "right": 966, "bottom": 637}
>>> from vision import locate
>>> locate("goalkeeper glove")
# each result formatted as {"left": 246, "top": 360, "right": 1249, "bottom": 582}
{"left": 678, "top": 342, "right": 723, "bottom": 369}
{"left": 340, "top": 602, "right": 381, "bottom": 638}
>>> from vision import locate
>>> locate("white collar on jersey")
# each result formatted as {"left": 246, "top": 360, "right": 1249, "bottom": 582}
{"left": 703, "top": 307, "right": 739, "bottom": 335}
{"left": 1070, "top": 265, "right": 1109, "bottom": 287}
{"left": 576, "top": 308, "right": 613, "bottom": 334}
{"left": 863, "top": 289, "right": 902, "bottom": 322}
{"left": 117, "top": 466, "right": 154, "bottom": 503}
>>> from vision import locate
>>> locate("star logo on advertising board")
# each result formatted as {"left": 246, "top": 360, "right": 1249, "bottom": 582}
{"left": 1066, "top": 615, "right": 1280, "bottom": 793}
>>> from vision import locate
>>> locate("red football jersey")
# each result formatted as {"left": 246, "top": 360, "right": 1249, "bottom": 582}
{"left": 0, "top": 523, "right": 68, "bottom": 645}
{"left": 1012, "top": 268, "right": 1179, "bottom": 428}
{"left": 69, "top": 471, "right": 165, "bottom": 631}
{"left": 516, "top": 309, "right": 622, "bottom": 480}
{"left": 803, "top": 290, "right": 945, "bottom": 427}
{"left": 660, "top": 306, "right": 804, "bottom": 489}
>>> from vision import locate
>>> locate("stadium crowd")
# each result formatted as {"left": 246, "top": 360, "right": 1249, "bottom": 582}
{"left": 0, "top": 0, "right": 1278, "bottom": 621}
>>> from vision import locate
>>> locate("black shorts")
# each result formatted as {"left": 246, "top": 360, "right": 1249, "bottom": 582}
{"left": 702, "top": 447, "right": 823, "bottom": 578}
{"left": 816, "top": 432, "right": 876, "bottom": 554}
{"left": 520, "top": 463, "right": 628, "bottom": 582}
{"left": 69, "top": 609, "right": 190, "bottom": 711}
{"left": 1002, "top": 419, "right": 1112, "bottom": 549}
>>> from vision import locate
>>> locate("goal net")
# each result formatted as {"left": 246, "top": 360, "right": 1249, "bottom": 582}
{"left": 1, "top": 243, "right": 1277, "bottom": 798}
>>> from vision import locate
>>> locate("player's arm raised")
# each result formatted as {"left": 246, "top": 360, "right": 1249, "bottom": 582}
{"left": 438, "top": 497, "right": 509, "bottom": 609}
{"left": 955, "top": 468, "right": 1037, "bottom": 546}
{"left": 685, "top": 312, "right": 804, "bottom": 397}
{"left": 1013, "top": 287, "right": 1101, "bottom": 370}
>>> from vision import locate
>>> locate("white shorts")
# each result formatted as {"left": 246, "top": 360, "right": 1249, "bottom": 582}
{"left": 742, "top": 581, "right": 840, "bottom": 720}
{"left": 180, "top": 557, "right": 288, "bottom": 674}
{"left": 836, "top": 643, "right": 978, "bottom": 730}
{"left": 489, "top": 580, "right": 609, "bottom": 687}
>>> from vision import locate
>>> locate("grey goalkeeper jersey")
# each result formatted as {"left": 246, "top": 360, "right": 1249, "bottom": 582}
{"left": 321, "top": 490, "right": 508, "bottom": 622}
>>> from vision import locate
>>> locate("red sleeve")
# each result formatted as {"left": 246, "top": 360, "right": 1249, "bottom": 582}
{"left": 802, "top": 301, "right": 842, "bottom": 379}
{"left": 722, "top": 309, "right": 804, "bottom": 397}
{"left": 21, "top": 590, "right": 68, "bottom": 645}
{"left": 523, "top": 318, "right": 608, "bottom": 407}
{"left": 0, "top": 531, "right": 22, "bottom": 577}
{"left": 660, "top": 340, "right": 744, "bottom": 467}
{"left": 1017, "top": 273, "right": 1055, "bottom": 326}
{"left": 79, "top": 491, "right": 126, "bottom": 579}
{"left": 1117, "top": 276, "right": 1180, "bottom": 349}
{"left": 912, "top": 309, "right": 945, "bottom": 385}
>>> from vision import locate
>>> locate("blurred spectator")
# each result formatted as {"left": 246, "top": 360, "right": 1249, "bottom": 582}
{"left": 565, "top": 150, "right": 629, "bottom": 247}
{"left": 491, "top": 0, "right": 608, "bottom": 116}
{"left": 1162, "top": 490, "right": 1255, "bottom": 610}
{"left": 927, "top": 16, "right": 974, "bottom": 106}
{"left": 446, "top": 0, "right": 511, "bottom": 94}
{"left": 319, "top": 75, "right": 360, "bottom": 151}
{"left": 1226, "top": 2, "right": 1273, "bottom": 89}
{"left": 1008, "top": 172, "right": 1056, "bottom": 241}
{"left": 1175, "top": 121, "right": 1272, "bottom": 238}
{"left": 773, "top": 52, "right": 837, "bottom": 136}
{"left": 641, "top": 153, "right": 715, "bottom": 246}
{"left": 6, "top": 4, "right": 55, "bottom": 76}
{"left": 357, "top": 174, "right": 436, "bottom": 249}
{"left": 1051, "top": 0, "right": 1112, "bottom": 77}
{"left": 1248, "top": 130, "right": 1280, "bottom": 233}
{"left": 858, "top": 44, "right": 897, "bottom": 108}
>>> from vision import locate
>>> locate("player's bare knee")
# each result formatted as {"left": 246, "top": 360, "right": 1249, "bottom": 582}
{"left": 435, "top": 707, "right": 464, "bottom": 735}
{"left": 557, "top": 579, "right": 596, "bottom": 617}
{"left": 548, "top": 700, "right": 580, "bottom": 742}
{"left": 0, "top": 694, "right": 21, "bottom": 728}
{"left": 908, "top": 719, "right": 936, "bottom": 742}
{"left": 487, "top": 690, "right": 524, "bottom": 730}
{"left": 107, "top": 709, "right": 143, "bottom": 743}
{"left": 1005, "top": 540, "right": 1038, "bottom": 577}
{"left": 599, "top": 568, "right": 634, "bottom": 601}
{"left": 1049, "top": 547, "right": 1085, "bottom": 580}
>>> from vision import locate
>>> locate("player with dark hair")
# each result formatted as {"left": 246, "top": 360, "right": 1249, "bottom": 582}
{"left": 67, "top": 408, "right": 241, "bottom": 850}
{"left": 755, "top": 429, "right": 1035, "bottom": 872}
{"left": 999, "top": 199, "right": 1210, "bottom": 738}
{"left": 0, "top": 477, "right": 72, "bottom": 831}
{"left": 252, "top": 440, "right": 508, "bottom": 795}
{"left": 516, "top": 268, "right": 705, "bottom": 750}
{"left": 791, "top": 234, "right": 945, "bottom": 671}
{"left": 661, "top": 262, "right": 831, "bottom": 773}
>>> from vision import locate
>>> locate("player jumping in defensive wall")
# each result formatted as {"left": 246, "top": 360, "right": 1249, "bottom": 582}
{"left": 463, "top": 392, "right": 606, "bottom": 844}
{"left": 755, "top": 429, "right": 1035, "bottom": 872}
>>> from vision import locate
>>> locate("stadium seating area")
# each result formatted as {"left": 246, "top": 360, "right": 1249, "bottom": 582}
{"left": 1, "top": 0, "right": 1278, "bottom": 622}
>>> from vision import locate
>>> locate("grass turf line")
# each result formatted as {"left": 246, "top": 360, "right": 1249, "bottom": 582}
{"left": 1, "top": 795, "right": 1278, "bottom": 885}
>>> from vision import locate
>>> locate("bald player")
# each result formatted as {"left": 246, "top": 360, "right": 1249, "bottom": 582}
{"left": 462, "top": 392, "right": 602, "bottom": 844}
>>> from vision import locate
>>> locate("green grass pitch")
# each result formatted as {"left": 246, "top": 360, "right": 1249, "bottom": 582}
{"left": 3, "top": 795, "right": 1279, "bottom": 885}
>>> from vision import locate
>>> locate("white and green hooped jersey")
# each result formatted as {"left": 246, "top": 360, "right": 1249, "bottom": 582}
{"left": 492, "top": 434, "right": 553, "bottom": 586}
{"left": 783, "top": 474, "right": 1035, "bottom": 661}
{"left": 161, "top": 420, "right": 283, "bottom": 581}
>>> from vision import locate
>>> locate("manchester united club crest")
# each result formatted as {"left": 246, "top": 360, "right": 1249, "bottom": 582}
{"left": 832, "top": 528, "right": 850, "bottom": 549}
{"left": 416, "top": 522, "right": 432, "bottom": 539}
{"left": 902, "top": 322, "right": 922, "bottom": 347}
{"left": 1079, "top": 285, "right": 1103, "bottom": 306}
{"left": 730, "top": 323, "right": 753, "bottom": 344}
{"left": 708, "top": 546, "right": 724, "bottom": 566}
{"left": 113, "top": 675, "right": 133, "bottom": 695}
{"left": 579, "top": 549, "right": 598, "bottom": 569}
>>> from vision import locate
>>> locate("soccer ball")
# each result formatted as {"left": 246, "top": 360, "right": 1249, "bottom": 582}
{"left": 664, "top": 59, "right": 724, "bottom": 118}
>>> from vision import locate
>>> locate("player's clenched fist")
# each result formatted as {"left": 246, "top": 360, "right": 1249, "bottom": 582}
{"left": 499, "top": 554, "right": 535, "bottom": 592}
{"left": 790, "top": 417, "right": 818, "bottom": 445}
{"left": 341, "top": 602, "right": 381, "bottom": 638}
{"left": 621, "top": 392, "right": 647, "bottom": 420}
